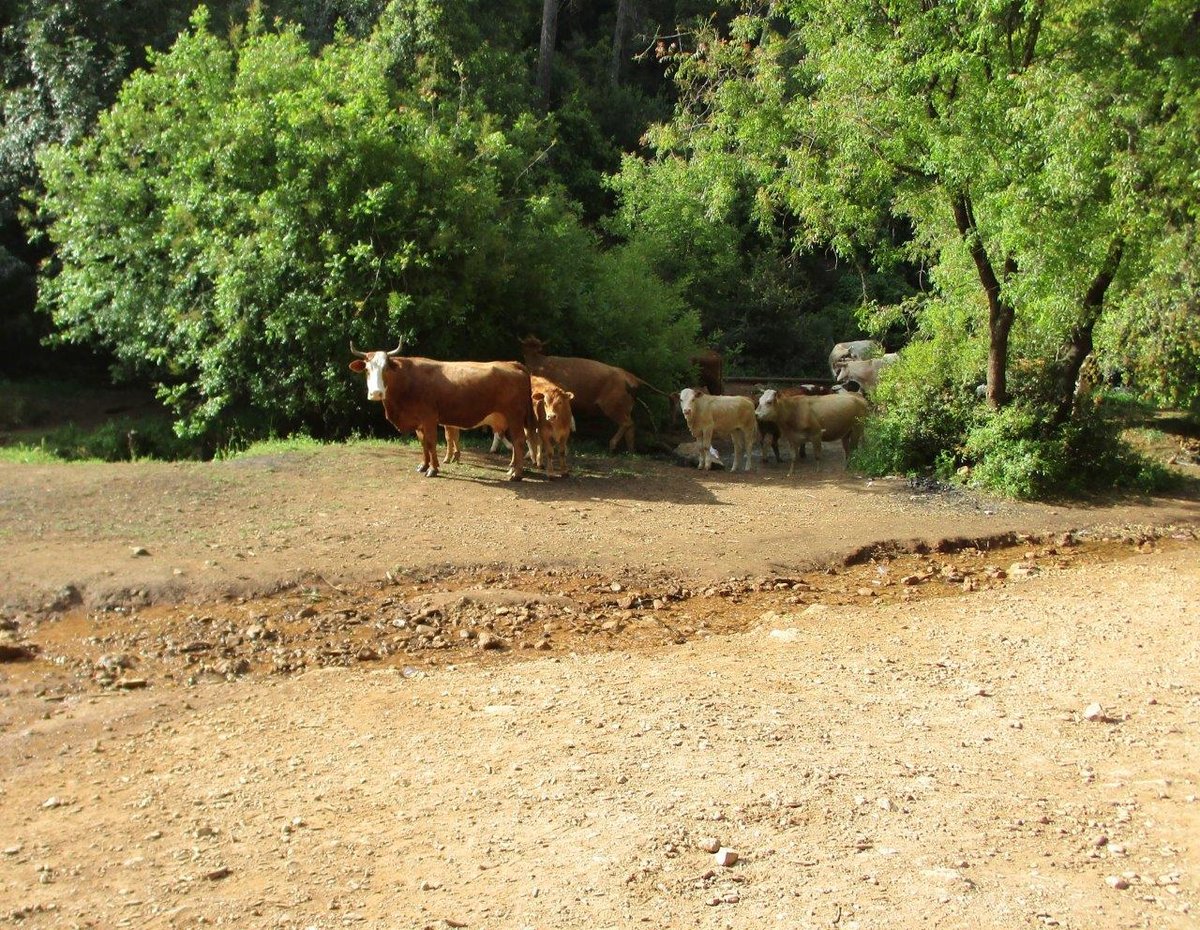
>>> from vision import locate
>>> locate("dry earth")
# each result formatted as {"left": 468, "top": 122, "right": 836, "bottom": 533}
{"left": 1, "top": 440, "right": 1199, "bottom": 929}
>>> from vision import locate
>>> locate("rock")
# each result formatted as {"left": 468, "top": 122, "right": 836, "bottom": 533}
{"left": 477, "top": 631, "right": 505, "bottom": 650}
{"left": 204, "top": 866, "right": 231, "bottom": 881}
{"left": 714, "top": 848, "right": 739, "bottom": 867}
{"left": 1105, "top": 875, "right": 1129, "bottom": 890}
{"left": 114, "top": 677, "right": 149, "bottom": 690}
{"left": 1009, "top": 562, "right": 1040, "bottom": 578}
{"left": 697, "top": 836, "right": 721, "bottom": 854}
{"left": 876, "top": 797, "right": 894, "bottom": 812}
{"left": 41, "top": 797, "right": 65, "bottom": 809}
{"left": 130, "top": 546, "right": 149, "bottom": 557}
{"left": 1083, "top": 703, "right": 1107, "bottom": 722}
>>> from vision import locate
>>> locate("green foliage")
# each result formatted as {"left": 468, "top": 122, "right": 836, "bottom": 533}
{"left": 849, "top": 333, "right": 982, "bottom": 477}
{"left": 1, "top": 416, "right": 204, "bottom": 462}
{"left": 37, "top": 10, "right": 698, "bottom": 444}
{"left": 962, "top": 406, "right": 1173, "bottom": 500}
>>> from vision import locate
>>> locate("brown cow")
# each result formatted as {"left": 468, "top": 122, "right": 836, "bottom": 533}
{"left": 443, "top": 376, "right": 574, "bottom": 477}
{"left": 529, "top": 375, "right": 575, "bottom": 477}
{"left": 349, "top": 342, "right": 531, "bottom": 481}
{"left": 519, "top": 336, "right": 648, "bottom": 452}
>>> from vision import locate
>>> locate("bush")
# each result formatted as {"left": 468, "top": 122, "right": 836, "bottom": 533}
{"left": 961, "top": 405, "right": 1173, "bottom": 499}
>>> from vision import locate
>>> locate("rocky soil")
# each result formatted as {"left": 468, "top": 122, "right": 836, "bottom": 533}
{"left": 1, "top": 441, "right": 1198, "bottom": 929}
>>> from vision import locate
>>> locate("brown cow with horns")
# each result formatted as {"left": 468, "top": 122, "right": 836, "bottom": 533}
{"left": 348, "top": 341, "right": 532, "bottom": 481}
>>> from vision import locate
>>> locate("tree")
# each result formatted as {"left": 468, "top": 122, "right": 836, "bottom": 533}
{"left": 618, "top": 1, "right": 1199, "bottom": 407}
{"left": 37, "top": 9, "right": 698, "bottom": 442}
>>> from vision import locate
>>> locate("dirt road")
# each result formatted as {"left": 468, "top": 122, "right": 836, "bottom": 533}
{"left": 1, "top": 443, "right": 1198, "bottom": 929}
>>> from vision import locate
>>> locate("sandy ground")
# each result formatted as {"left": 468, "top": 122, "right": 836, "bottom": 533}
{"left": 1, "top": 440, "right": 1198, "bottom": 929}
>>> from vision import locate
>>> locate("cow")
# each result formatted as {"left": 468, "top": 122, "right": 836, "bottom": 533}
{"left": 829, "top": 339, "right": 883, "bottom": 377}
{"left": 349, "top": 341, "right": 532, "bottom": 481}
{"left": 833, "top": 353, "right": 898, "bottom": 393}
{"left": 519, "top": 336, "right": 653, "bottom": 452}
{"left": 442, "top": 376, "right": 574, "bottom": 477}
{"left": 755, "top": 389, "right": 868, "bottom": 476}
{"left": 753, "top": 389, "right": 823, "bottom": 477}
{"left": 795, "top": 391, "right": 869, "bottom": 461}
{"left": 529, "top": 375, "right": 575, "bottom": 477}
{"left": 678, "top": 387, "right": 758, "bottom": 472}
{"left": 757, "top": 383, "right": 850, "bottom": 464}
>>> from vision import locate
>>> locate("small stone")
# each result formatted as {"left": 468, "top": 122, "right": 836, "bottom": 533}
{"left": 42, "top": 797, "right": 65, "bottom": 809}
{"left": 876, "top": 797, "right": 894, "bottom": 812}
{"left": 714, "top": 848, "right": 739, "bottom": 867}
{"left": 1083, "top": 703, "right": 1106, "bottom": 722}
{"left": 1092, "top": 835, "right": 1109, "bottom": 848}
{"left": 418, "top": 879, "right": 442, "bottom": 891}
{"left": 114, "top": 678, "right": 149, "bottom": 690}
{"left": 477, "top": 631, "right": 505, "bottom": 650}
{"left": 1009, "top": 562, "right": 1040, "bottom": 577}
{"left": 1106, "top": 875, "right": 1129, "bottom": 890}
{"left": 696, "top": 836, "right": 721, "bottom": 854}
{"left": 721, "top": 892, "right": 740, "bottom": 904}
{"left": 4, "top": 845, "right": 22, "bottom": 856}
{"left": 204, "top": 866, "right": 231, "bottom": 881}
{"left": 130, "top": 546, "right": 149, "bottom": 557}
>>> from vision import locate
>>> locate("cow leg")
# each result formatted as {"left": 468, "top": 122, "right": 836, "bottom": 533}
{"left": 699, "top": 428, "right": 714, "bottom": 470}
{"left": 810, "top": 429, "right": 824, "bottom": 462}
{"left": 444, "top": 426, "right": 461, "bottom": 464}
{"left": 505, "top": 419, "right": 525, "bottom": 481}
{"left": 419, "top": 420, "right": 440, "bottom": 477}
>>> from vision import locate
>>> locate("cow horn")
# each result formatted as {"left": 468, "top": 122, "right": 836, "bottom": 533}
{"left": 386, "top": 339, "right": 404, "bottom": 357}
{"left": 349, "top": 341, "right": 369, "bottom": 358}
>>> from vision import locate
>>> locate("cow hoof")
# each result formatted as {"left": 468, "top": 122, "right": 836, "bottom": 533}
{"left": 508, "top": 471, "right": 523, "bottom": 482}
{"left": 416, "top": 463, "right": 428, "bottom": 474}
{"left": 425, "top": 467, "right": 439, "bottom": 478}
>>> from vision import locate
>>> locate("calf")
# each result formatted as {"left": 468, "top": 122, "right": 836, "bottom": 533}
{"left": 791, "top": 392, "right": 869, "bottom": 462}
{"left": 678, "top": 387, "right": 758, "bottom": 472}
{"left": 529, "top": 375, "right": 575, "bottom": 477}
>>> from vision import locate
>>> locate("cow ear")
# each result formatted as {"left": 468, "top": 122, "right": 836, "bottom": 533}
{"left": 565, "top": 392, "right": 574, "bottom": 400}
{"left": 349, "top": 359, "right": 366, "bottom": 372}
{"left": 531, "top": 392, "right": 545, "bottom": 403}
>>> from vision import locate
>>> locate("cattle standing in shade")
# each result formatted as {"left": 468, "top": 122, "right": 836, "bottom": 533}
{"left": 791, "top": 391, "right": 869, "bottom": 461}
{"left": 829, "top": 339, "right": 883, "bottom": 377}
{"left": 757, "top": 383, "right": 850, "bottom": 464}
{"left": 833, "top": 353, "right": 898, "bottom": 393}
{"left": 519, "top": 336, "right": 650, "bottom": 452}
{"left": 678, "top": 388, "right": 758, "bottom": 472}
{"left": 349, "top": 342, "right": 532, "bottom": 481}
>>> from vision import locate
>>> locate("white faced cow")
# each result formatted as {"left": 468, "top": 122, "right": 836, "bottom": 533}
{"left": 755, "top": 389, "right": 869, "bottom": 476}
{"left": 678, "top": 387, "right": 758, "bottom": 472}
{"left": 349, "top": 341, "right": 532, "bottom": 481}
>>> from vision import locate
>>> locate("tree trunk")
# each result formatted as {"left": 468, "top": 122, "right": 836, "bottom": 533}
{"left": 1050, "top": 238, "right": 1125, "bottom": 427}
{"left": 610, "top": 0, "right": 633, "bottom": 88}
{"left": 537, "top": 0, "right": 560, "bottom": 103}
{"left": 952, "top": 193, "right": 1015, "bottom": 408}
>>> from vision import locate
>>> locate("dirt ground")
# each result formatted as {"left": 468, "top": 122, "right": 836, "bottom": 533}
{"left": 1, "top": 440, "right": 1199, "bottom": 929}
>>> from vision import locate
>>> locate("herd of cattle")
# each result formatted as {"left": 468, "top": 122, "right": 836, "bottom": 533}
{"left": 348, "top": 336, "right": 896, "bottom": 481}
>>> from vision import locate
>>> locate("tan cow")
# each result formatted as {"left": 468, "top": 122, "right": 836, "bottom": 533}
{"left": 442, "top": 377, "right": 573, "bottom": 477}
{"left": 753, "top": 389, "right": 823, "bottom": 476}
{"left": 798, "top": 392, "right": 869, "bottom": 461}
{"left": 678, "top": 387, "right": 758, "bottom": 472}
{"left": 349, "top": 342, "right": 532, "bottom": 481}
{"left": 519, "top": 336, "right": 650, "bottom": 452}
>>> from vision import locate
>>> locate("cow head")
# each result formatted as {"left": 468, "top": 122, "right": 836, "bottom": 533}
{"left": 519, "top": 335, "right": 547, "bottom": 360}
{"left": 755, "top": 388, "right": 780, "bottom": 422}
{"left": 533, "top": 388, "right": 574, "bottom": 427}
{"left": 677, "top": 387, "right": 700, "bottom": 424}
{"left": 348, "top": 340, "right": 404, "bottom": 401}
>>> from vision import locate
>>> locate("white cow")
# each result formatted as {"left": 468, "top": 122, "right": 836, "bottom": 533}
{"left": 833, "top": 353, "right": 898, "bottom": 393}
{"left": 755, "top": 389, "right": 868, "bottom": 475}
{"left": 829, "top": 339, "right": 883, "bottom": 377}
{"left": 678, "top": 388, "right": 758, "bottom": 472}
